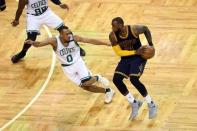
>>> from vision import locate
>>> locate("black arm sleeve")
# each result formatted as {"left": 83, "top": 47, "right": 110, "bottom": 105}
{"left": 51, "top": 0, "right": 62, "bottom": 5}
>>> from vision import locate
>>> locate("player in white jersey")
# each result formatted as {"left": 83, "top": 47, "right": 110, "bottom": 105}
{"left": 25, "top": 26, "right": 115, "bottom": 103}
{"left": 11, "top": 0, "right": 86, "bottom": 63}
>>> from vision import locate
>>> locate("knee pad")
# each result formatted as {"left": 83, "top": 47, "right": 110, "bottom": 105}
{"left": 27, "top": 32, "right": 38, "bottom": 41}
{"left": 113, "top": 73, "right": 128, "bottom": 96}
{"left": 0, "top": 0, "right": 6, "bottom": 11}
{"left": 130, "top": 76, "right": 139, "bottom": 84}
{"left": 130, "top": 76, "right": 147, "bottom": 97}
{"left": 113, "top": 73, "right": 124, "bottom": 85}
{"left": 0, "top": 6, "right": 6, "bottom": 11}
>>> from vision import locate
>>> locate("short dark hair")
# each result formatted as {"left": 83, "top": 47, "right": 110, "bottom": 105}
{"left": 58, "top": 25, "right": 69, "bottom": 32}
{"left": 58, "top": 26, "right": 73, "bottom": 35}
{"left": 112, "top": 17, "right": 124, "bottom": 25}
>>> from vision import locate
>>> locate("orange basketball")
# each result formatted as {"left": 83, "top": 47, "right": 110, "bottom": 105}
{"left": 140, "top": 45, "right": 155, "bottom": 60}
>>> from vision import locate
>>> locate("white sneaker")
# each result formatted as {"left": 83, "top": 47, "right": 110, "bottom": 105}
{"left": 96, "top": 74, "right": 110, "bottom": 87}
{"left": 104, "top": 88, "right": 115, "bottom": 104}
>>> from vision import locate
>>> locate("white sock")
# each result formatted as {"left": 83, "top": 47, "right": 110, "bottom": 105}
{"left": 144, "top": 95, "right": 152, "bottom": 103}
{"left": 126, "top": 93, "right": 135, "bottom": 103}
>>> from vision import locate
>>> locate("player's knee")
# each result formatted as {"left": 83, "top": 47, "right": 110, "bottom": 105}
{"left": 0, "top": 6, "right": 6, "bottom": 11}
{"left": 112, "top": 76, "right": 118, "bottom": 85}
{"left": 0, "top": 0, "right": 6, "bottom": 11}
{"left": 80, "top": 77, "right": 93, "bottom": 88}
{"left": 27, "top": 32, "right": 38, "bottom": 41}
{"left": 130, "top": 76, "right": 147, "bottom": 97}
{"left": 113, "top": 73, "right": 123, "bottom": 85}
{"left": 130, "top": 76, "right": 139, "bottom": 85}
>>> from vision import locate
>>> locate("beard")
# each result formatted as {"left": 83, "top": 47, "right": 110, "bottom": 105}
{"left": 116, "top": 28, "right": 121, "bottom": 34}
{"left": 114, "top": 28, "right": 121, "bottom": 33}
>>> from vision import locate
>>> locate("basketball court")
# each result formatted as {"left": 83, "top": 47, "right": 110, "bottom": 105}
{"left": 0, "top": 0, "right": 197, "bottom": 130}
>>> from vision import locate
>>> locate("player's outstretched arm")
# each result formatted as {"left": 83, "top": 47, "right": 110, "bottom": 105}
{"left": 73, "top": 35, "right": 111, "bottom": 46}
{"left": 11, "top": 0, "right": 26, "bottom": 27}
{"left": 50, "top": 0, "right": 69, "bottom": 10}
{"left": 25, "top": 38, "right": 57, "bottom": 48}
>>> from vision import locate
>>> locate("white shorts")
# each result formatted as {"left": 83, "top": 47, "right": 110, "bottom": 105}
{"left": 62, "top": 58, "right": 92, "bottom": 86}
{"left": 26, "top": 8, "right": 64, "bottom": 34}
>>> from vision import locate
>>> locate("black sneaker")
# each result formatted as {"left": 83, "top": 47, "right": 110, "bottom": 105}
{"left": 80, "top": 47, "right": 86, "bottom": 57}
{"left": 11, "top": 52, "right": 26, "bottom": 63}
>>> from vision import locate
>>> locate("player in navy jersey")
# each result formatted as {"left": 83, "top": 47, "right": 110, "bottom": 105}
{"left": 109, "top": 17, "right": 157, "bottom": 120}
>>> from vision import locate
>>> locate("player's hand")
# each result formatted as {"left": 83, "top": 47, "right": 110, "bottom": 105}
{"left": 11, "top": 20, "right": 19, "bottom": 27}
{"left": 107, "top": 43, "right": 111, "bottom": 46}
{"left": 143, "top": 45, "right": 155, "bottom": 53}
{"left": 59, "top": 4, "right": 69, "bottom": 11}
{"left": 136, "top": 47, "right": 144, "bottom": 55}
{"left": 25, "top": 40, "right": 34, "bottom": 45}
{"left": 136, "top": 45, "right": 150, "bottom": 55}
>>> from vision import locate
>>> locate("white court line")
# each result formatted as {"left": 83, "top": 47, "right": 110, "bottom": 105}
{"left": 0, "top": 25, "right": 56, "bottom": 131}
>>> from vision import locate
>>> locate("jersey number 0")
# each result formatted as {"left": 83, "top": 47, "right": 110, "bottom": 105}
{"left": 66, "top": 55, "right": 73, "bottom": 62}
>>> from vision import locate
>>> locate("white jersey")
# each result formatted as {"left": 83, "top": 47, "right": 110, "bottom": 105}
{"left": 55, "top": 35, "right": 81, "bottom": 65}
{"left": 26, "top": 0, "right": 49, "bottom": 16}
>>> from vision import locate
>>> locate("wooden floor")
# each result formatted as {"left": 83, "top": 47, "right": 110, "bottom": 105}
{"left": 0, "top": 0, "right": 197, "bottom": 130}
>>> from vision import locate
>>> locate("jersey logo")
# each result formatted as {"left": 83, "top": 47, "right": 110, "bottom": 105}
{"left": 60, "top": 47, "right": 75, "bottom": 56}
{"left": 31, "top": 0, "right": 47, "bottom": 8}
{"left": 119, "top": 39, "right": 136, "bottom": 50}
{"left": 30, "top": 0, "right": 48, "bottom": 15}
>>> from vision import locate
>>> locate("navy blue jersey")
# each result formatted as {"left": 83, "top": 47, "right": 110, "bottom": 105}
{"left": 114, "top": 25, "right": 142, "bottom": 51}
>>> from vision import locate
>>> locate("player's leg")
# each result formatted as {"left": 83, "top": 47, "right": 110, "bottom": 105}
{"left": 80, "top": 76, "right": 115, "bottom": 104}
{"left": 113, "top": 73, "right": 143, "bottom": 120}
{"left": 44, "top": 10, "right": 86, "bottom": 57}
{"left": 77, "top": 59, "right": 115, "bottom": 103}
{"left": 129, "top": 56, "right": 157, "bottom": 119}
{"left": 80, "top": 76, "right": 105, "bottom": 93}
{"left": 11, "top": 14, "right": 40, "bottom": 63}
{"left": 11, "top": 32, "right": 38, "bottom": 63}
{"left": 0, "top": 0, "right": 6, "bottom": 11}
{"left": 112, "top": 59, "right": 142, "bottom": 120}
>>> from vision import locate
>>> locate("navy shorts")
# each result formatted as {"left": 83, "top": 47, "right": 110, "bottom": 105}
{"left": 115, "top": 55, "right": 147, "bottom": 78}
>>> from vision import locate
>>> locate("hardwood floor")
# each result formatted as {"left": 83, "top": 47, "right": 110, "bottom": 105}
{"left": 0, "top": 0, "right": 197, "bottom": 130}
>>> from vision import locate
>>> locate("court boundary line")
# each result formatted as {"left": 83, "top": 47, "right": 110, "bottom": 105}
{"left": 0, "top": 25, "right": 56, "bottom": 131}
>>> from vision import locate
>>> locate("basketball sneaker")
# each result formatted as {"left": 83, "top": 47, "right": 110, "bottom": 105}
{"left": 104, "top": 88, "right": 115, "bottom": 104}
{"left": 11, "top": 51, "right": 26, "bottom": 63}
{"left": 129, "top": 100, "right": 143, "bottom": 120}
{"left": 148, "top": 101, "right": 157, "bottom": 119}
{"left": 96, "top": 74, "right": 110, "bottom": 87}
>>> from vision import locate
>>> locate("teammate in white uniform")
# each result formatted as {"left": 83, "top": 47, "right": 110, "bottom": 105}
{"left": 11, "top": 0, "right": 86, "bottom": 63}
{"left": 25, "top": 27, "right": 115, "bottom": 103}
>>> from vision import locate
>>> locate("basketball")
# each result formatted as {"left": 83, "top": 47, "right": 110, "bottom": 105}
{"left": 140, "top": 45, "right": 155, "bottom": 59}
